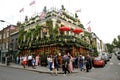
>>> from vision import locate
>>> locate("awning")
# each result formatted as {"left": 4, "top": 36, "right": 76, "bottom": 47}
{"left": 72, "top": 28, "right": 83, "bottom": 34}
{"left": 59, "top": 26, "right": 70, "bottom": 31}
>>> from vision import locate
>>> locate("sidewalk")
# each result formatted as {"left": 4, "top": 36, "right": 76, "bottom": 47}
{"left": 0, "top": 62, "right": 79, "bottom": 74}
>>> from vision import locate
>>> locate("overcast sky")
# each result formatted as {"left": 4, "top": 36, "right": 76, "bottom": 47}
{"left": 0, "top": 0, "right": 120, "bottom": 43}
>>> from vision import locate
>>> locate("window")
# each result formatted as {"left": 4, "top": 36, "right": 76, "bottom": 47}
{"left": 7, "top": 31, "right": 9, "bottom": 38}
{"left": 6, "top": 42, "right": 8, "bottom": 49}
{"left": 0, "top": 34, "right": 1, "bottom": 39}
{"left": 3, "top": 33, "right": 5, "bottom": 39}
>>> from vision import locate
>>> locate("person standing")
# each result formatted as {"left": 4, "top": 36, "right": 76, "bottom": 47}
{"left": 22, "top": 55, "right": 27, "bottom": 68}
{"left": 28, "top": 54, "right": 32, "bottom": 67}
{"left": 6, "top": 55, "right": 10, "bottom": 66}
{"left": 78, "top": 55, "right": 84, "bottom": 71}
{"left": 32, "top": 58, "right": 36, "bottom": 69}
{"left": 51, "top": 56, "right": 58, "bottom": 76}
{"left": 62, "top": 53, "right": 70, "bottom": 76}
{"left": 85, "top": 56, "right": 90, "bottom": 72}
{"left": 35, "top": 55, "right": 40, "bottom": 66}
{"left": 68, "top": 55, "right": 73, "bottom": 73}
{"left": 16, "top": 56, "right": 20, "bottom": 64}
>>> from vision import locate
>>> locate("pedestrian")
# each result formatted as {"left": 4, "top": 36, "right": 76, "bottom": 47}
{"left": 78, "top": 55, "right": 84, "bottom": 71}
{"left": 85, "top": 56, "right": 91, "bottom": 72}
{"left": 35, "top": 55, "right": 40, "bottom": 66}
{"left": 28, "top": 54, "right": 32, "bottom": 67}
{"left": 32, "top": 58, "right": 36, "bottom": 69}
{"left": 51, "top": 57, "right": 58, "bottom": 76}
{"left": 6, "top": 55, "right": 10, "bottom": 66}
{"left": 62, "top": 53, "right": 70, "bottom": 76}
{"left": 16, "top": 56, "right": 20, "bottom": 64}
{"left": 68, "top": 55, "right": 73, "bottom": 73}
{"left": 22, "top": 55, "right": 27, "bottom": 68}
{"left": 47, "top": 55, "right": 53, "bottom": 71}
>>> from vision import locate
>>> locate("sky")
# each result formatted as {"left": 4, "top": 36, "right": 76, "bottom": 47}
{"left": 0, "top": 0, "right": 120, "bottom": 44}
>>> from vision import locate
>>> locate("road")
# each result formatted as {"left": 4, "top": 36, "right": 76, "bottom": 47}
{"left": 0, "top": 54, "right": 120, "bottom": 80}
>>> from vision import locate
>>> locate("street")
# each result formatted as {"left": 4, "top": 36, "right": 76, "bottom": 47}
{"left": 0, "top": 54, "right": 120, "bottom": 80}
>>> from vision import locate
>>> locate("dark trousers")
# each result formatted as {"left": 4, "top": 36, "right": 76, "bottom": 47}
{"left": 28, "top": 60, "right": 32, "bottom": 66}
{"left": 62, "top": 64, "right": 70, "bottom": 74}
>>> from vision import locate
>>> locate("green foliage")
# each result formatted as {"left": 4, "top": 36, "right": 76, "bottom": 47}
{"left": 106, "top": 43, "right": 113, "bottom": 53}
{"left": 78, "top": 24, "right": 85, "bottom": 29}
{"left": 46, "top": 19, "right": 53, "bottom": 35}
{"left": 112, "top": 35, "right": 120, "bottom": 48}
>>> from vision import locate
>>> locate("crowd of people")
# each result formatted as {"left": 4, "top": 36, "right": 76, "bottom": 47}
{"left": 47, "top": 53, "right": 93, "bottom": 76}
{"left": 14, "top": 52, "right": 93, "bottom": 76}
{"left": 16, "top": 54, "right": 40, "bottom": 69}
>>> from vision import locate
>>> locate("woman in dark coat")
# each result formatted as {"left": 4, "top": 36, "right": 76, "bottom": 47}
{"left": 85, "top": 56, "right": 91, "bottom": 72}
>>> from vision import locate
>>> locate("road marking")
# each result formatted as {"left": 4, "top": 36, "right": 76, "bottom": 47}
{"left": 79, "top": 77, "right": 97, "bottom": 80}
{"left": 110, "top": 62, "right": 113, "bottom": 65}
{"left": 118, "top": 63, "right": 120, "bottom": 65}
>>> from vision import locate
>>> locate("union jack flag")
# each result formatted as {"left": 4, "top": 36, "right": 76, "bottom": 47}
{"left": 29, "top": 0, "right": 35, "bottom": 6}
{"left": 87, "top": 26, "right": 91, "bottom": 32}
{"left": 19, "top": 8, "right": 24, "bottom": 13}
{"left": 40, "top": 11, "right": 46, "bottom": 20}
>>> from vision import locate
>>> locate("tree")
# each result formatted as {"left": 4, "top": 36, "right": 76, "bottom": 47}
{"left": 112, "top": 35, "right": 120, "bottom": 52}
{"left": 106, "top": 43, "right": 113, "bottom": 53}
{"left": 112, "top": 37, "right": 120, "bottom": 48}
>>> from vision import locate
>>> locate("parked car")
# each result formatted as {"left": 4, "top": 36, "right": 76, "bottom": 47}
{"left": 101, "top": 52, "right": 109, "bottom": 64}
{"left": 108, "top": 53, "right": 112, "bottom": 59}
{"left": 116, "top": 51, "right": 120, "bottom": 60}
{"left": 93, "top": 57, "right": 105, "bottom": 67}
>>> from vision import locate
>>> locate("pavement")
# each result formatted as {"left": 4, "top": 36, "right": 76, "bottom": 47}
{"left": 0, "top": 62, "right": 79, "bottom": 74}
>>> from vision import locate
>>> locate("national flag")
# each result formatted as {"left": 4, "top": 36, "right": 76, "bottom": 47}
{"left": 40, "top": 11, "right": 46, "bottom": 20}
{"left": 75, "top": 9, "right": 81, "bottom": 12}
{"left": 7, "top": 25, "right": 16, "bottom": 32}
{"left": 29, "top": 0, "right": 35, "bottom": 6}
{"left": 87, "top": 26, "right": 91, "bottom": 32}
{"left": 10, "top": 25, "right": 16, "bottom": 30}
{"left": 19, "top": 8, "right": 24, "bottom": 13}
{"left": 86, "top": 21, "right": 91, "bottom": 25}
{"left": 58, "top": 9, "right": 63, "bottom": 16}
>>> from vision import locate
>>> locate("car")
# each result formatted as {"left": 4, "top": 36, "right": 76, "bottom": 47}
{"left": 108, "top": 53, "right": 112, "bottom": 59}
{"left": 93, "top": 57, "right": 105, "bottom": 67}
{"left": 101, "top": 52, "right": 109, "bottom": 64}
{"left": 116, "top": 51, "right": 120, "bottom": 60}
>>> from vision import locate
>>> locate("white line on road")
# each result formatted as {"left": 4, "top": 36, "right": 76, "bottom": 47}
{"left": 110, "top": 62, "right": 113, "bottom": 65}
{"left": 118, "top": 63, "right": 120, "bottom": 65}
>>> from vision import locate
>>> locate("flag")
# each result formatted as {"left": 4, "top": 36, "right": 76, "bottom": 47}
{"left": 58, "top": 9, "right": 63, "bottom": 16}
{"left": 87, "top": 26, "right": 91, "bottom": 32}
{"left": 29, "top": 0, "right": 35, "bottom": 6}
{"left": 10, "top": 25, "right": 16, "bottom": 30}
{"left": 40, "top": 11, "right": 46, "bottom": 20}
{"left": 75, "top": 9, "right": 81, "bottom": 12}
{"left": 7, "top": 25, "right": 15, "bottom": 32}
{"left": 19, "top": 8, "right": 24, "bottom": 13}
{"left": 86, "top": 21, "right": 91, "bottom": 25}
